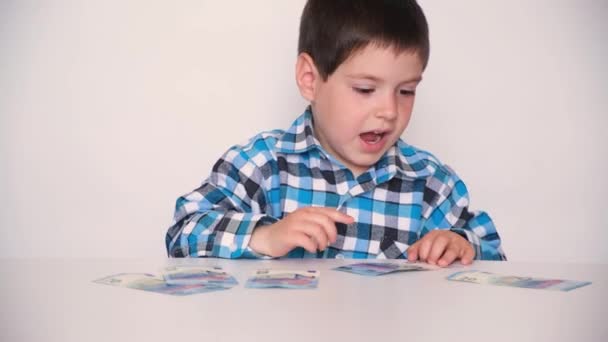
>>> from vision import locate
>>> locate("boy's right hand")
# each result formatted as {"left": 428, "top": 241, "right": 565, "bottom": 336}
{"left": 249, "top": 207, "right": 354, "bottom": 258}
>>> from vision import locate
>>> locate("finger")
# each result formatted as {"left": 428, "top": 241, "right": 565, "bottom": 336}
{"left": 297, "top": 222, "right": 328, "bottom": 252}
{"left": 407, "top": 242, "right": 419, "bottom": 262}
{"left": 311, "top": 207, "right": 355, "bottom": 224}
{"left": 417, "top": 235, "right": 434, "bottom": 262}
{"left": 291, "top": 232, "right": 318, "bottom": 254}
{"left": 427, "top": 235, "right": 449, "bottom": 265}
{"left": 305, "top": 213, "right": 338, "bottom": 244}
{"left": 460, "top": 245, "right": 475, "bottom": 265}
{"left": 438, "top": 247, "right": 459, "bottom": 267}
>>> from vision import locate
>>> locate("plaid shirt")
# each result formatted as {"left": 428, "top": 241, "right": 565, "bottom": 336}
{"left": 166, "top": 108, "right": 506, "bottom": 260}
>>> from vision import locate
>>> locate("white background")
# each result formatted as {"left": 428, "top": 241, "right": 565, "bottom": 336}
{"left": 1, "top": 0, "right": 606, "bottom": 262}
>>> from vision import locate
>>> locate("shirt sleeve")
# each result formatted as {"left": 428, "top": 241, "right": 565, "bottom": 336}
{"left": 165, "top": 146, "right": 278, "bottom": 258}
{"left": 419, "top": 165, "right": 506, "bottom": 261}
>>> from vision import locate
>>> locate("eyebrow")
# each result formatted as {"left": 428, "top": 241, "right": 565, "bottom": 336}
{"left": 346, "top": 74, "right": 423, "bottom": 84}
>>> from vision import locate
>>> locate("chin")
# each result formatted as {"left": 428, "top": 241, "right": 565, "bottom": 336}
{"left": 353, "top": 157, "right": 382, "bottom": 170}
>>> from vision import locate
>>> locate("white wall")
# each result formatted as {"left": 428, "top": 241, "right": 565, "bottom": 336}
{"left": 1, "top": 0, "right": 606, "bottom": 262}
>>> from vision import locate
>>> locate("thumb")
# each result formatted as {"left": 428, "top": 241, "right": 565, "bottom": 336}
{"left": 407, "top": 242, "right": 420, "bottom": 262}
{"left": 460, "top": 246, "right": 475, "bottom": 265}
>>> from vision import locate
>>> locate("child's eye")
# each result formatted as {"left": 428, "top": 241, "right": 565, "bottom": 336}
{"left": 400, "top": 89, "right": 416, "bottom": 96}
{"left": 353, "top": 87, "right": 375, "bottom": 94}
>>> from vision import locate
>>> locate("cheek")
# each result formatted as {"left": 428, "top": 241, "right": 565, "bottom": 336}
{"left": 327, "top": 93, "right": 364, "bottom": 129}
{"left": 400, "top": 99, "right": 415, "bottom": 120}
{"left": 316, "top": 87, "right": 370, "bottom": 141}
{"left": 401, "top": 110, "right": 413, "bottom": 124}
{"left": 393, "top": 103, "right": 414, "bottom": 134}
{"left": 330, "top": 117, "right": 361, "bottom": 142}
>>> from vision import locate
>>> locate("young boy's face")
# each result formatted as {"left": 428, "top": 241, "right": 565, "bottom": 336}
{"left": 308, "top": 44, "right": 424, "bottom": 176}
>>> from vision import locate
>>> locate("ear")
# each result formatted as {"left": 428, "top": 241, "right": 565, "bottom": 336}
{"left": 295, "top": 52, "right": 321, "bottom": 102}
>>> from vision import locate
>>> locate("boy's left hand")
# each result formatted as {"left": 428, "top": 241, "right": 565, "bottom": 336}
{"left": 407, "top": 230, "right": 474, "bottom": 267}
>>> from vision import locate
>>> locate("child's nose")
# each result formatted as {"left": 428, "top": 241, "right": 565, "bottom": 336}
{"left": 376, "top": 94, "right": 398, "bottom": 120}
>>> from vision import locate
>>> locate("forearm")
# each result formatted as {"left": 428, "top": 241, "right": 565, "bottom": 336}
{"left": 450, "top": 212, "right": 506, "bottom": 261}
{"left": 450, "top": 229, "right": 506, "bottom": 260}
{"left": 166, "top": 211, "right": 277, "bottom": 258}
{"left": 421, "top": 172, "right": 506, "bottom": 261}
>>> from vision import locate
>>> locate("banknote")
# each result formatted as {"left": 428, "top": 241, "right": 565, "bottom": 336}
{"left": 93, "top": 273, "right": 229, "bottom": 296}
{"left": 245, "top": 269, "right": 319, "bottom": 289}
{"left": 161, "top": 266, "right": 238, "bottom": 287}
{"left": 446, "top": 270, "right": 592, "bottom": 291}
{"left": 333, "top": 262, "right": 431, "bottom": 276}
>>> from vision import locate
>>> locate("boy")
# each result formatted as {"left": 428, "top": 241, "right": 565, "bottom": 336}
{"left": 166, "top": 0, "right": 506, "bottom": 266}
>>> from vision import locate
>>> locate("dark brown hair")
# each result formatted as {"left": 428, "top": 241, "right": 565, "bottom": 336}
{"left": 298, "top": 0, "right": 430, "bottom": 80}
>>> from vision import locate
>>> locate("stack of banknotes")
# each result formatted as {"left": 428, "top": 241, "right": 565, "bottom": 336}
{"left": 447, "top": 270, "right": 591, "bottom": 291}
{"left": 93, "top": 266, "right": 239, "bottom": 296}
{"left": 94, "top": 266, "right": 322, "bottom": 295}
{"left": 93, "top": 262, "right": 591, "bottom": 295}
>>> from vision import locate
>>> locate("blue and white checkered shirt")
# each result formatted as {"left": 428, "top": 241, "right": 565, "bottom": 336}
{"left": 166, "top": 108, "right": 506, "bottom": 260}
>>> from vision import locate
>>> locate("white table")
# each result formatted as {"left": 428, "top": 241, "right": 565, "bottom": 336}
{"left": 1, "top": 259, "right": 606, "bottom": 342}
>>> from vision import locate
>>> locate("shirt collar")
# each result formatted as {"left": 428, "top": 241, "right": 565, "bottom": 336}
{"left": 380, "top": 140, "right": 436, "bottom": 180}
{"left": 275, "top": 107, "right": 320, "bottom": 154}
{"left": 276, "top": 107, "right": 435, "bottom": 180}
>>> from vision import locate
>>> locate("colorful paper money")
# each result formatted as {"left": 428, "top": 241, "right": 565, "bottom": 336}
{"left": 447, "top": 270, "right": 591, "bottom": 291}
{"left": 93, "top": 273, "right": 230, "bottom": 296}
{"left": 161, "top": 266, "right": 238, "bottom": 287}
{"left": 333, "top": 262, "right": 431, "bottom": 276}
{"left": 245, "top": 270, "right": 319, "bottom": 289}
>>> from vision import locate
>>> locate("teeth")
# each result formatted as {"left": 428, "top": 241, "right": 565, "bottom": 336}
{"left": 360, "top": 131, "right": 385, "bottom": 144}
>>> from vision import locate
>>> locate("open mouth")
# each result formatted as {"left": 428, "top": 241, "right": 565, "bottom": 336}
{"left": 359, "top": 130, "right": 387, "bottom": 144}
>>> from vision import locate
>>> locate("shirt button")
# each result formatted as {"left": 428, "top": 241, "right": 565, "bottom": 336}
{"left": 336, "top": 253, "right": 345, "bottom": 259}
